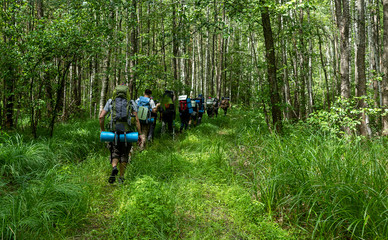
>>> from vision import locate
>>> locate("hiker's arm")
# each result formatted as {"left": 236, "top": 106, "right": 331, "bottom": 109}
{"left": 152, "top": 103, "right": 160, "bottom": 113}
{"left": 133, "top": 111, "right": 142, "bottom": 134}
{"left": 99, "top": 110, "right": 108, "bottom": 132}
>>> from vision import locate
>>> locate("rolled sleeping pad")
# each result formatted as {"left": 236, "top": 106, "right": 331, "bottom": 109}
{"left": 100, "top": 131, "right": 139, "bottom": 142}
{"left": 148, "top": 118, "right": 154, "bottom": 124}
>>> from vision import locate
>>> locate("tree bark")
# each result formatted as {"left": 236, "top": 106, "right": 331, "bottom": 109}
{"left": 356, "top": 0, "right": 371, "bottom": 136}
{"left": 318, "top": 29, "right": 331, "bottom": 110}
{"left": 260, "top": 2, "right": 282, "bottom": 132}
{"left": 381, "top": 0, "right": 388, "bottom": 134}
{"left": 335, "top": 0, "right": 351, "bottom": 99}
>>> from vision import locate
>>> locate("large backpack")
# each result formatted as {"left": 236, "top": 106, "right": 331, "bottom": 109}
{"left": 161, "top": 90, "right": 175, "bottom": 117}
{"left": 220, "top": 97, "right": 230, "bottom": 108}
{"left": 179, "top": 95, "right": 193, "bottom": 113}
{"left": 108, "top": 85, "right": 134, "bottom": 134}
{"left": 206, "top": 97, "right": 215, "bottom": 110}
{"left": 197, "top": 95, "right": 205, "bottom": 113}
{"left": 137, "top": 96, "right": 152, "bottom": 124}
{"left": 191, "top": 100, "right": 197, "bottom": 111}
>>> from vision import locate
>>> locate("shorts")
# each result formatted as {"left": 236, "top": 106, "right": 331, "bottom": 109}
{"left": 109, "top": 142, "right": 132, "bottom": 163}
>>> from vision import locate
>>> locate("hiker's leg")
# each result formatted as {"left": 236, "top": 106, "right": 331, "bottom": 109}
{"left": 148, "top": 123, "right": 155, "bottom": 141}
{"left": 111, "top": 158, "right": 119, "bottom": 168}
{"left": 109, "top": 147, "right": 120, "bottom": 183}
{"left": 161, "top": 121, "right": 166, "bottom": 134}
{"left": 119, "top": 144, "right": 131, "bottom": 177}
{"left": 168, "top": 119, "right": 173, "bottom": 133}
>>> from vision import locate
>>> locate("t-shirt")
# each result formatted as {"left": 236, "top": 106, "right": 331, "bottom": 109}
{"left": 103, "top": 99, "right": 113, "bottom": 112}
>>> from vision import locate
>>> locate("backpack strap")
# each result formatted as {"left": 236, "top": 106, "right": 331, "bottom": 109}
{"left": 124, "top": 132, "right": 127, "bottom": 147}
{"left": 109, "top": 99, "right": 114, "bottom": 131}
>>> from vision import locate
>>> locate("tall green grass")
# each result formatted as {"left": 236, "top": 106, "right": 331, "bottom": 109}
{"left": 232, "top": 109, "right": 388, "bottom": 239}
{"left": 104, "top": 113, "right": 291, "bottom": 239}
{"left": 3, "top": 109, "right": 384, "bottom": 239}
{"left": 0, "top": 120, "right": 99, "bottom": 239}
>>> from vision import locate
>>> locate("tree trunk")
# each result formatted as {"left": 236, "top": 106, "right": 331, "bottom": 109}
{"left": 260, "top": 2, "right": 282, "bottom": 132}
{"left": 99, "top": 50, "right": 111, "bottom": 115}
{"left": 356, "top": 0, "right": 371, "bottom": 136}
{"left": 129, "top": 0, "right": 137, "bottom": 98}
{"left": 318, "top": 29, "right": 331, "bottom": 110}
{"left": 49, "top": 61, "right": 71, "bottom": 137}
{"left": 381, "top": 0, "right": 388, "bottom": 134}
{"left": 307, "top": 10, "right": 314, "bottom": 114}
{"left": 172, "top": 3, "right": 179, "bottom": 84}
{"left": 335, "top": 0, "right": 351, "bottom": 99}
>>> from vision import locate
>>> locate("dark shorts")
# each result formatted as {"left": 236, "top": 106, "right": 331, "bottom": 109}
{"left": 109, "top": 142, "right": 132, "bottom": 163}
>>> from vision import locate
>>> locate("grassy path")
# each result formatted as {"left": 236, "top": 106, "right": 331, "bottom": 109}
{"left": 74, "top": 113, "right": 290, "bottom": 239}
{"left": 3, "top": 109, "right": 385, "bottom": 239}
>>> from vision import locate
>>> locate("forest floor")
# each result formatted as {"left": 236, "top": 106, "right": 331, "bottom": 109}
{"left": 70, "top": 109, "right": 291, "bottom": 239}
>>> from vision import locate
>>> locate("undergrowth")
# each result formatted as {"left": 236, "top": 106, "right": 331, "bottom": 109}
{"left": 1, "top": 108, "right": 387, "bottom": 239}
{"left": 0, "top": 120, "right": 99, "bottom": 239}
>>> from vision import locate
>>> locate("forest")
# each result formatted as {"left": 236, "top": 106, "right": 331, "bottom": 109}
{"left": 1, "top": 0, "right": 387, "bottom": 239}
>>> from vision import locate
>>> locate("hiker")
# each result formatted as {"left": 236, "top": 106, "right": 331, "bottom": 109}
{"left": 196, "top": 94, "right": 205, "bottom": 125}
{"left": 179, "top": 95, "right": 192, "bottom": 133}
{"left": 220, "top": 97, "right": 230, "bottom": 116}
{"left": 147, "top": 97, "right": 158, "bottom": 142}
{"left": 189, "top": 98, "right": 198, "bottom": 128}
{"left": 160, "top": 90, "right": 176, "bottom": 135}
{"left": 206, "top": 97, "right": 216, "bottom": 118}
{"left": 136, "top": 89, "right": 160, "bottom": 150}
{"left": 99, "top": 84, "right": 141, "bottom": 184}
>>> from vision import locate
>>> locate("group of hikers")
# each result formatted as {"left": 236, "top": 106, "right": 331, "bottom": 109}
{"left": 99, "top": 84, "right": 230, "bottom": 184}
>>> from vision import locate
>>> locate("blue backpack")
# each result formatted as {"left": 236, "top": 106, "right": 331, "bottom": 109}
{"left": 137, "top": 96, "right": 152, "bottom": 123}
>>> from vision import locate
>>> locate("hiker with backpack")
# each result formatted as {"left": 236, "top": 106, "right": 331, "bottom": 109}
{"left": 160, "top": 90, "right": 176, "bottom": 135}
{"left": 136, "top": 89, "right": 160, "bottom": 150}
{"left": 178, "top": 95, "right": 192, "bottom": 133}
{"left": 147, "top": 97, "right": 158, "bottom": 142}
{"left": 189, "top": 98, "right": 198, "bottom": 128}
{"left": 220, "top": 97, "right": 230, "bottom": 116}
{"left": 206, "top": 97, "right": 216, "bottom": 118}
{"left": 99, "top": 84, "right": 141, "bottom": 184}
{"left": 196, "top": 94, "right": 205, "bottom": 125}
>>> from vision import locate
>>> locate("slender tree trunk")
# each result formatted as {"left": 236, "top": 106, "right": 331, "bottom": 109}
{"left": 356, "top": 0, "right": 371, "bottom": 136}
{"left": 99, "top": 50, "right": 111, "bottom": 114}
{"left": 335, "top": 0, "right": 351, "bottom": 99}
{"left": 318, "top": 29, "right": 331, "bottom": 110}
{"left": 205, "top": 6, "right": 210, "bottom": 97}
{"left": 260, "top": 2, "right": 282, "bottom": 132}
{"left": 172, "top": 3, "right": 179, "bottom": 84}
{"left": 381, "top": 0, "right": 388, "bottom": 134}
{"left": 129, "top": 0, "right": 137, "bottom": 98}
{"left": 50, "top": 61, "right": 71, "bottom": 137}
{"left": 307, "top": 10, "right": 314, "bottom": 114}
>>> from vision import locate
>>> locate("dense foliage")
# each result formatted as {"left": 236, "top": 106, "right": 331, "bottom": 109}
{"left": 1, "top": 0, "right": 387, "bottom": 136}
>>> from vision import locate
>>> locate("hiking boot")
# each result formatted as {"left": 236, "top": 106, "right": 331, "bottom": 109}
{"left": 118, "top": 176, "right": 125, "bottom": 184}
{"left": 108, "top": 166, "right": 118, "bottom": 184}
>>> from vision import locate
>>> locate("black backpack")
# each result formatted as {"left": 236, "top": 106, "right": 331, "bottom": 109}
{"left": 108, "top": 85, "right": 135, "bottom": 133}
{"left": 161, "top": 90, "right": 175, "bottom": 116}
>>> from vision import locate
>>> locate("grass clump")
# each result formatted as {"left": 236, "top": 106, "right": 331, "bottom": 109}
{"left": 0, "top": 119, "right": 99, "bottom": 239}
{"left": 232, "top": 109, "right": 388, "bottom": 239}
